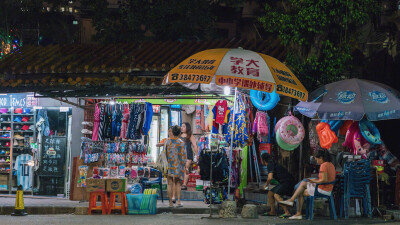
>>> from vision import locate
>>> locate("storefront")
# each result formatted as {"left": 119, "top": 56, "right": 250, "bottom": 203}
{"left": 0, "top": 93, "right": 83, "bottom": 197}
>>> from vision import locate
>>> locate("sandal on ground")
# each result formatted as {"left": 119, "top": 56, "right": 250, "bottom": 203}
{"left": 262, "top": 212, "right": 276, "bottom": 216}
{"left": 169, "top": 204, "right": 174, "bottom": 208}
{"left": 279, "top": 214, "right": 291, "bottom": 218}
{"left": 181, "top": 186, "right": 187, "bottom": 190}
{"left": 172, "top": 198, "right": 176, "bottom": 204}
{"left": 176, "top": 204, "right": 183, "bottom": 208}
{"left": 288, "top": 215, "right": 303, "bottom": 220}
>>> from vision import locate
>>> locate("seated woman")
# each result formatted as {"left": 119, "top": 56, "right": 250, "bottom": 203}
{"left": 279, "top": 148, "right": 336, "bottom": 220}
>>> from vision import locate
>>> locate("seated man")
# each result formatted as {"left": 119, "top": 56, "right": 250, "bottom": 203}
{"left": 261, "top": 153, "right": 295, "bottom": 218}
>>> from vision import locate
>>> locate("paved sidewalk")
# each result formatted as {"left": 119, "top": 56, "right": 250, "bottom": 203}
{"left": 0, "top": 195, "right": 213, "bottom": 215}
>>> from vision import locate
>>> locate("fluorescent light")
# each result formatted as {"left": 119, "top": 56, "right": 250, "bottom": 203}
{"left": 224, "top": 86, "right": 231, "bottom": 95}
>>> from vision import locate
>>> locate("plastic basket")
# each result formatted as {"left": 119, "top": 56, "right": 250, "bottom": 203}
{"left": 127, "top": 189, "right": 158, "bottom": 215}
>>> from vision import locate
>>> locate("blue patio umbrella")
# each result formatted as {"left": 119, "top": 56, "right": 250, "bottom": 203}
{"left": 295, "top": 79, "right": 400, "bottom": 121}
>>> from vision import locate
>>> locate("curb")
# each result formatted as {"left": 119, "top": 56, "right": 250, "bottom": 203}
{"left": 0, "top": 206, "right": 218, "bottom": 215}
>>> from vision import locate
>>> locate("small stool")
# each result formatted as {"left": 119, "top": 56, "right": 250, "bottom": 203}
{"left": 88, "top": 192, "right": 108, "bottom": 215}
{"left": 108, "top": 192, "right": 127, "bottom": 215}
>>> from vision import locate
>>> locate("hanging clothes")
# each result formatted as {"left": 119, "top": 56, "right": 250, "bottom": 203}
{"left": 142, "top": 102, "right": 153, "bottom": 136}
{"left": 120, "top": 104, "right": 130, "bottom": 139}
{"left": 98, "top": 103, "right": 105, "bottom": 141}
{"left": 116, "top": 104, "right": 122, "bottom": 137}
{"left": 252, "top": 111, "right": 269, "bottom": 141}
{"left": 92, "top": 103, "right": 101, "bottom": 141}
{"left": 111, "top": 105, "right": 117, "bottom": 138}
{"left": 226, "top": 95, "right": 248, "bottom": 147}
{"left": 126, "top": 103, "right": 136, "bottom": 139}
{"left": 103, "top": 104, "right": 112, "bottom": 139}
{"left": 204, "top": 105, "right": 210, "bottom": 132}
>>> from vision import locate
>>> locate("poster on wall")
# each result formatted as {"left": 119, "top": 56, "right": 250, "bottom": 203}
{"left": 38, "top": 136, "right": 66, "bottom": 176}
{"left": 0, "top": 93, "right": 38, "bottom": 107}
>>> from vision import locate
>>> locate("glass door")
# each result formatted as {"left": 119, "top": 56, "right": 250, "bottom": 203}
{"left": 148, "top": 116, "right": 159, "bottom": 163}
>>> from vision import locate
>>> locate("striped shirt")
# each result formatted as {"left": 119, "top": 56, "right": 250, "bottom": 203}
{"left": 14, "top": 154, "right": 33, "bottom": 190}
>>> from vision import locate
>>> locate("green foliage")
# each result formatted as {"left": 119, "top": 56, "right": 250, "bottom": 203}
{"left": 82, "top": 0, "right": 217, "bottom": 43}
{"left": 259, "top": 0, "right": 377, "bottom": 90}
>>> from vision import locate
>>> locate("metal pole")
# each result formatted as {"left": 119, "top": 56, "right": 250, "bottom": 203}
{"left": 299, "top": 115, "right": 304, "bottom": 181}
{"left": 227, "top": 87, "right": 237, "bottom": 196}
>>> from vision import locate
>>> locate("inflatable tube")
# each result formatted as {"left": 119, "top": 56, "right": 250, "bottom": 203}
{"left": 275, "top": 116, "right": 290, "bottom": 133}
{"left": 276, "top": 127, "right": 300, "bottom": 151}
{"left": 352, "top": 129, "right": 370, "bottom": 156}
{"left": 339, "top": 120, "right": 353, "bottom": 136}
{"left": 250, "top": 89, "right": 280, "bottom": 111}
{"left": 343, "top": 122, "right": 359, "bottom": 149}
{"left": 316, "top": 122, "right": 338, "bottom": 150}
{"left": 279, "top": 116, "right": 305, "bottom": 145}
{"left": 359, "top": 118, "right": 382, "bottom": 144}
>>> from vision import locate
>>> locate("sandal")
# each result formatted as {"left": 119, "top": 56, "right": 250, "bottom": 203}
{"left": 169, "top": 203, "right": 174, "bottom": 208}
{"left": 279, "top": 214, "right": 291, "bottom": 218}
{"left": 172, "top": 198, "right": 176, "bottom": 204}
{"left": 176, "top": 204, "right": 183, "bottom": 208}
{"left": 262, "top": 212, "right": 276, "bottom": 216}
{"left": 181, "top": 186, "right": 187, "bottom": 190}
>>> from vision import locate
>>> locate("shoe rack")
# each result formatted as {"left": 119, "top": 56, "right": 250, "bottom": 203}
{"left": 0, "top": 108, "right": 36, "bottom": 193}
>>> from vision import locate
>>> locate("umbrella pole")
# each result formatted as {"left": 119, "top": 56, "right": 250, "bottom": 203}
{"left": 228, "top": 87, "right": 237, "bottom": 197}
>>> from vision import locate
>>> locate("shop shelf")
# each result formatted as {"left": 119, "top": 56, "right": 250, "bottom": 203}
{"left": 13, "top": 122, "right": 34, "bottom": 124}
{"left": 0, "top": 162, "right": 10, "bottom": 165}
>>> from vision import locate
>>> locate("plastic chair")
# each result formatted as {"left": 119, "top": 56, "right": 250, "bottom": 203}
{"left": 108, "top": 192, "right": 127, "bottom": 215}
{"left": 88, "top": 192, "right": 108, "bottom": 215}
{"left": 340, "top": 160, "right": 372, "bottom": 219}
{"left": 141, "top": 168, "right": 163, "bottom": 202}
{"left": 305, "top": 181, "right": 337, "bottom": 220}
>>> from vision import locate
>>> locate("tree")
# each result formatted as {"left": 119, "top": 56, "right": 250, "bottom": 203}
{"left": 259, "top": 0, "right": 378, "bottom": 91}
{"left": 81, "top": 0, "right": 218, "bottom": 43}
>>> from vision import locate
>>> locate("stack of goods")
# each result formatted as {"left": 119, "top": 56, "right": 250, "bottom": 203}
{"left": 80, "top": 140, "right": 148, "bottom": 165}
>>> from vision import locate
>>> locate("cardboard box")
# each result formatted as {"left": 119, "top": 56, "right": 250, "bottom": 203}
{"left": 86, "top": 178, "right": 106, "bottom": 192}
{"left": 0, "top": 175, "right": 8, "bottom": 185}
{"left": 106, "top": 178, "right": 126, "bottom": 192}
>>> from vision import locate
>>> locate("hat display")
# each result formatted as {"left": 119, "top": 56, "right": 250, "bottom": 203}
{"left": 14, "top": 134, "right": 24, "bottom": 139}
{"left": 0, "top": 108, "right": 8, "bottom": 114}
{"left": 14, "top": 125, "right": 21, "bottom": 130}
{"left": 21, "top": 125, "right": 30, "bottom": 131}
{"left": 22, "top": 108, "right": 31, "bottom": 114}
{"left": 14, "top": 108, "right": 23, "bottom": 114}
{"left": 6, "top": 127, "right": 11, "bottom": 131}
{"left": 14, "top": 116, "right": 22, "bottom": 122}
{"left": 21, "top": 117, "right": 29, "bottom": 122}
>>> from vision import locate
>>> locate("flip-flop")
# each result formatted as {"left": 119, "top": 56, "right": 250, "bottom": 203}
{"left": 262, "top": 212, "right": 276, "bottom": 216}
{"left": 279, "top": 214, "right": 291, "bottom": 218}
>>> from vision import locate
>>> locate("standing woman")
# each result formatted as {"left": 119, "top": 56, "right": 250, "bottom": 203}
{"left": 165, "top": 125, "right": 187, "bottom": 207}
{"left": 180, "top": 122, "right": 198, "bottom": 190}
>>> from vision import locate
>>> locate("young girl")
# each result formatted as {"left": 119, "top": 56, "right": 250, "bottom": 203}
{"left": 180, "top": 122, "right": 198, "bottom": 190}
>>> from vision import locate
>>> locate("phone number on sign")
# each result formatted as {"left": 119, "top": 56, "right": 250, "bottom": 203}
{"left": 171, "top": 73, "right": 212, "bottom": 82}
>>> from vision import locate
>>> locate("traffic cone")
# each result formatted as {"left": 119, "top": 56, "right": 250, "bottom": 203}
{"left": 11, "top": 185, "right": 28, "bottom": 216}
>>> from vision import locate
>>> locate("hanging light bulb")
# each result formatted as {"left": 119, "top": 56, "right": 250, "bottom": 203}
{"left": 224, "top": 86, "right": 231, "bottom": 95}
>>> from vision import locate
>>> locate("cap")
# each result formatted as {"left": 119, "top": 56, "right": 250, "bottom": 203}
{"left": 5, "top": 142, "right": 10, "bottom": 147}
{"left": 0, "top": 108, "right": 8, "bottom": 114}
{"left": 14, "top": 125, "right": 21, "bottom": 130}
{"left": 14, "top": 116, "right": 22, "bottom": 122}
{"left": 22, "top": 108, "right": 31, "bottom": 114}
{"left": 29, "top": 125, "right": 35, "bottom": 130}
{"left": 14, "top": 108, "right": 23, "bottom": 114}
{"left": 21, "top": 117, "right": 29, "bottom": 122}
{"left": 21, "top": 125, "right": 30, "bottom": 131}
{"left": 6, "top": 127, "right": 11, "bottom": 131}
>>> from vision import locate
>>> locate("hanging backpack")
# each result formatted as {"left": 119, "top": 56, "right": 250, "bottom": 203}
{"left": 257, "top": 111, "right": 269, "bottom": 137}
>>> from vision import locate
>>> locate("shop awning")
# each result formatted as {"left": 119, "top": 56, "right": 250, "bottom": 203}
{"left": 0, "top": 38, "right": 286, "bottom": 97}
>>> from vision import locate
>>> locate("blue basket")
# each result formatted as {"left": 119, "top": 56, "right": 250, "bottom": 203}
{"left": 127, "top": 193, "right": 158, "bottom": 215}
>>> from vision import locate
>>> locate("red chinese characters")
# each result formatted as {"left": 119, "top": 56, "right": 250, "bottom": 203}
{"left": 229, "top": 57, "right": 260, "bottom": 78}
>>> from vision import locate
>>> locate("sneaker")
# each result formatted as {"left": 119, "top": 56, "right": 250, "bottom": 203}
{"left": 288, "top": 215, "right": 302, "bottom": 220}
{"left": 279, "top": 200, "right": 294, "bottom": 207}
{"left": 0, "top": 134, "right": 10, "bottom": 138}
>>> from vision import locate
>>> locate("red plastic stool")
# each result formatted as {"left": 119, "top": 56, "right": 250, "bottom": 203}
{"left": 88, "top": 192, "right": 108, "bottom": 215}
{"left": 108, "top": 192, "right": 127, "bottom": 215}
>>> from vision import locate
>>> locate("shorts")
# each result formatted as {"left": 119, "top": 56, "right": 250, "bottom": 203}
{"left": 270, "top": 180, "right": 295, "bottom": 196}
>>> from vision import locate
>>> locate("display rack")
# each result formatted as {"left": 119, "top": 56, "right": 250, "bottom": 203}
{"left": 0, "top": 108, "right": 36, "bottom": 194}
